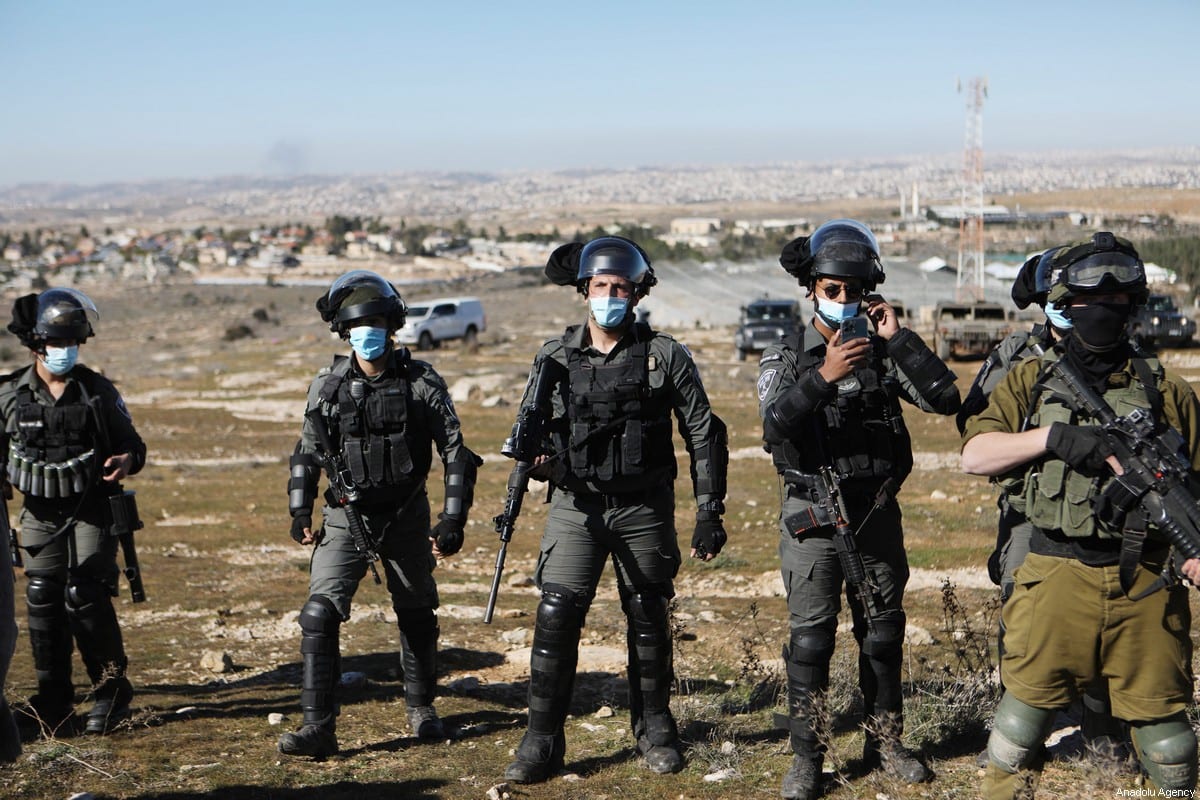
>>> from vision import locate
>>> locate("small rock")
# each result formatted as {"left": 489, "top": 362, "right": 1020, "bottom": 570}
{"left": 562, "top": 772, "right": 582, "bottom": 782}
{"left": 930, "top": 489, "right": 948, "bottom": 500}
{"left": 580, "top": 722, "right": 605, "bottom": 732}
{"left": 506, "top": 572, "right": 535, "bottom": 587}
{"left": 500, "top": 628, "right": 528, "bottom": 646}
{"left": 68, "top": 794, "right": 96, "bottom": 800}
{"left": 720, "top": 740, "right": 736, "bottom": 755}
{"left": 199, "top": 650, "right": 234, "bottom": 673}
{"left": 703, "top": 767, "right": 739, "bottom": 782}
{"left": 485, "top": 783, "right": 510, "bottom": 800}
{"left": 176, "top": 706, "right": 198, "bottom": 715}
{"left": 481, "top": 395, "right": 508, "bottom": 408}
{"left": 268, "top": 713, "right": 285, "bottom": 725}
{"left": 594, "top": 705, "right": 615, "bottom": 718}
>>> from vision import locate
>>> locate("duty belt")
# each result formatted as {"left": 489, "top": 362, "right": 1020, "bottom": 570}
{"left": 570, "top": 488, "right": 657, "bottom": 510}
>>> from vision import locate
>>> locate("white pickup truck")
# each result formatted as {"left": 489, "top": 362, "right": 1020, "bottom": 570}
{"left": 397, "top": 297, "right": 486, "bottom": 350}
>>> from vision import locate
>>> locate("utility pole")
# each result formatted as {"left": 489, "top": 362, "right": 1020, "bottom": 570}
{"left": 956, "top": 76, "right": 987, "bottom": 302}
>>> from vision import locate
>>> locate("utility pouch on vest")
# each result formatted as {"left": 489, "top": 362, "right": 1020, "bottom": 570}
{"left": 343, "top": 439, "right": 368, "bottom": 486}
{"left": 387, "top": 432, "right": 413, "bottom": 479}
{"left": 108, "top": 490, "right": 143, "bottom": 538}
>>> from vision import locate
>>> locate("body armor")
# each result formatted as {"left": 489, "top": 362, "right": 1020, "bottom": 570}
{"left": 563, "top": 325, "right": 674, "bottom": 484}
{"left": 6, "top": 366, "right": 99, "bottom": 499}
{"left": 1023, "top": 350, "right": 1162, "bottom": 540}
{"left": 771, "top": 334, "right": 912, "bottom": 489}
{"left": 316, "top": 355, "right": 427, "bottom": 506}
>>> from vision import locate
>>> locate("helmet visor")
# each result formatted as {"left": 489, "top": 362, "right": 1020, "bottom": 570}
{"left": 1063, "top": 253, "right": 1145, "bottom": 292}
{"left": 35, "top": 288, "right": 99, "bottom": 339}
{"left": 808, "top": 219, "right": 880, "bottom": 262}
{"left": 327, "top": 270, "right": 401, "bottom": 324}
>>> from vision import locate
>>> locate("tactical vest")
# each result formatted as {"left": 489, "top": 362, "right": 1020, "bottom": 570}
{"left": 1023, "top": 350, "right": 1163, "bottom": 540}
{"left": 563, "top": 324, "right": 675, "bottom": 483}
{"left": 6, "top": 365, "right": 99, "bottom": 500}
{"left": 770, "top": 332, "right": 913, "bottom": 486}
{"left": 316, "top": 354, "right": 427, "bottom": 504}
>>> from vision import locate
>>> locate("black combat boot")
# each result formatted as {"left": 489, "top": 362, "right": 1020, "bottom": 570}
{"left": 65, "top": 579, "right": 133, "bottom": 735}
{"left": 859, "top": 617, "right": 931, "bottom": 783}
{"left": 278, "top": 597, "right": 341, "bottom": 758}
{"left": 781, "top": 628, "right": 835, "bottom": 799}
{"left": 504, "top": 590, "right": 581, "bottom": 784}
{"left": 22, "top": 576, "right": 77, "bottom": 737}
{"left": 399, "top": 611, "right": 444, "bottom": 740}
{"left": 626, "top": 592, "right": 683, "bottom": 774}
{"left": 862, "top": 712, "right": 931, "bottom": 784}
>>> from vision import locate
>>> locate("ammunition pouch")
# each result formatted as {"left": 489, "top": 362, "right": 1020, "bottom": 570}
{"left": 6, "top": 441, "right": 94, "bottom": 499}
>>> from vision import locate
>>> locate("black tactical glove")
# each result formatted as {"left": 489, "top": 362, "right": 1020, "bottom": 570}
{"left": 691, "top": 517, "right": 727, "bottom": 560}
{"left": 432, "top": 515, "right": 465, "bottom": 557}
{"left": 290, "top": 514, "right": 312, "bottom": 544}
{"left": 1046, "top": 422, "right": 1114, "bottom": 475}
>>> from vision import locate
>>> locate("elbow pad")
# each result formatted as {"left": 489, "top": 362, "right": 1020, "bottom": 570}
{"left": 288, "top": 448, "right": 321, "bottom": 517}
{"left": 763, "top": 371, "right": 834, "bottom": 443}
{"left": 443, "top": 447, "right": 484, "bottom": 521}
{"left": 691, "top": 415, "right": 729, "bottom": 501}
{"left": 887, "top": 328, "right": 960, "bottom": 413}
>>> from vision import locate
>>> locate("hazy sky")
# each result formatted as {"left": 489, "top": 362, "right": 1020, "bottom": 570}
{"left": 2, "top": 0, "right": 1196, "bottom": 185}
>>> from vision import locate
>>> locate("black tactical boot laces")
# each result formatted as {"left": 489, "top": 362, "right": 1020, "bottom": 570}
{"left": 504, "top": 730, "right": 566, "bottom": 784}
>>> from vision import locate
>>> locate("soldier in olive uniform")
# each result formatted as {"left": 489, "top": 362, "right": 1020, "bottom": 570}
{"left": 962, "top": 233, "right": 1200, "bottom": 799}
{"left": 958, "top": 249, "right": 1125, "bottom": 766}
{"left": 1, "top": 289, "right": 147, "bottom": 737}
{"left": 759, "top": 220, "right": 959, "bottom": 799}
{"left": 278, "top": 270, "right": 483, "bottom": 758}
{"left": 502, "top": 236, "right": 729, "bottom": 783}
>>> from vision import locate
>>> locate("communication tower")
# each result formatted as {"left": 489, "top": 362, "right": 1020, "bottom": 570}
{"left": 956, "top": 76, "right": 987, "bottom": 302}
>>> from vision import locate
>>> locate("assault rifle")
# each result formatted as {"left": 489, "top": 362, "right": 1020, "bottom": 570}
{"left": 484, "top": 358, "right": 564, "bottom": 623}
{"left": 809, "top": 466, "right": 885, "bottom": 634}
{"left": 1047, "top": 356, "right": 1200, "bottom": 566}
{"left": 307, "top": 409, "right": 382, "bottom": 585}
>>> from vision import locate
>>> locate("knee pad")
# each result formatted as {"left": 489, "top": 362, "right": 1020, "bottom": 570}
{"left": 861, "top": 617, "right": 905, "bottom": 664}
{"left": 1132, "top": 715, "right": 1198, "bottom": 791}
{"left": 784, "top": 626, "right": 835, "bottom": 688}
{"left": 536, "top": 587, "right": 584, "bottom": 634}
{"left": 26, "top": 575, "right": 65, "bottom": 610}
{"left": 65, "top": 577, "right": 112, "bottom": 612}
{"left": 299, "top": 596, "right": 342, "bottom": 639}
{"left": 988, "top": 693, "right": 1056, "bottom": 774}
{"left": 626, "top": 590, "right": 669, "bottom": 627}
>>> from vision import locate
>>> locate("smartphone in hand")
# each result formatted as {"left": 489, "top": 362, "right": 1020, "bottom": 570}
{"left": 840, "top": 316, "right": 870, "bottom": 341}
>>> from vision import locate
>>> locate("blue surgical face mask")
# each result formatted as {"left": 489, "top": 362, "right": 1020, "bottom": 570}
{"left": 42, "top": 345, "right": 78, "bottom": 376}
{"left": 815, "top": 297, "right": 860, "bottom": 327}
{"left": 1044, "top": 305, "right": 1073, "bottom": 331}
{"left": 348, "top": 325, "right": 389, "bottom": 361}
{"left": 589, "top": 297, "right": 630, "bottom": 329}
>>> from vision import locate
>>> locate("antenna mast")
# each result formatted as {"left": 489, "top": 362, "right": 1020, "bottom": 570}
{"left": 956, "top": 76, "right": 987, "bottom": 302}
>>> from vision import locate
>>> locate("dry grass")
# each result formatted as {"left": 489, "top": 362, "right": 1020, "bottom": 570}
{"left": 0, "top": 277, "right": 1192, "bottom": 799}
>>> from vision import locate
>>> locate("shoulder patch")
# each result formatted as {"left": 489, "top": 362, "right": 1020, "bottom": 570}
{"left": 757, "top": 369, "right": 778, "bottom": 402}
{"left": 758, "top": 352, "right": 782, "bottom": 365}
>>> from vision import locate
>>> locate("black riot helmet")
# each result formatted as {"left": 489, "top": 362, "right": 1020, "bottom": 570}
{"left": 575, "top": 236, "right": 657, "bottom": 297}
{"left": 7, "top": 287, "right": 98, "bottom": 350}
{"left": 317, "top": 270, "right": 407, "bottom": 333}
{"left": 779, "top": 218, "right": 885, "bottom": 290}
{"left": 1044, "top": 232, "right": 1148, "bottom": 309}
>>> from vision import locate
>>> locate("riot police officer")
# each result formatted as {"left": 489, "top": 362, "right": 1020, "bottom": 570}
{"left": 1, "top": 288, "right": 147, "bottom": 736}
{"left": 759, "top": 220, "right": 959, "bottom": 799}
{"left": 278, "top": 270, "right": 483, "bottom": 758}
{"left": 963, "top": 233, "right": 1200, "bottom": 799}
{"left": 501, "top": 236, "right": 729, "bottom": 783}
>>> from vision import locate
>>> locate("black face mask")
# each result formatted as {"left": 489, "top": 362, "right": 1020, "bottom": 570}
{"left": 1066, "top": 302, "right": 1131, "bottom": 351}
